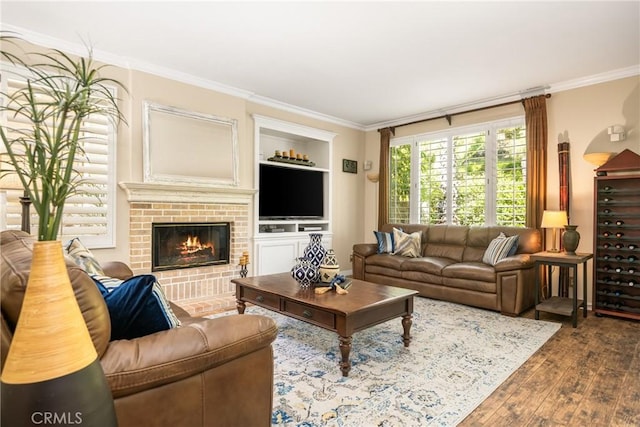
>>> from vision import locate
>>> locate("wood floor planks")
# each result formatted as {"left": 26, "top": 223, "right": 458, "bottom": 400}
{"left": 459, "top": 309, "right": 640, "bottom": 427}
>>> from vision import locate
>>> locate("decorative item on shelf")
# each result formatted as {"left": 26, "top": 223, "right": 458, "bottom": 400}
{"left": 268, "top": 149, "right": 315, "bottom": 167}
{"left": 291, "top": 257, "right": 319, "bottom": 288}
{"left": 0, "top": 36, "right": 125, "bottom": 425}
{"left": 562, "top": 225, "right": 581, "bottom": 255}
{"left": 239, "top": 251, "right": 250, "bottom": 278}
{"left": 541, "top": 210, "right": 568, "bottom": 253}
{"left": 318, "top": 249, "right": 340, "bottom": 283}
{"left": 303, "top": 233, "right": 327, "bottom": 268}
{"left": 315, "top": 275, "right": 351, "bottom": 295}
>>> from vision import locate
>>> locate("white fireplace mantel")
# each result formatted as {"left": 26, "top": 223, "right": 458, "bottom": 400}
{"left": 119, "top": 182, "right": 256, "bottom": 204}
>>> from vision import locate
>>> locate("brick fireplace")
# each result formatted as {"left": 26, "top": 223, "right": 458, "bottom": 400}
{"left": 119, "top": 182, "right": 255, "bottom": 315}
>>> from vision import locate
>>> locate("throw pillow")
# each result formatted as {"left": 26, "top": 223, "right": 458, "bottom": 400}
{"left": 483, "top": 233, "right": 519, "bottom": 266}
{"left": 392, "top": 227, "right": 422, "bottom": 257}
{"left": 64, "top": 237, "right": 105, "bottom": 276}
{"left": 507, "top": 235, "right": 520, "bottom": 256}
{"left": 91, "top": 274, "right": 181, "bottom": 341}
{"left": 373, "top": 230, "right": 395, "bottom": 254}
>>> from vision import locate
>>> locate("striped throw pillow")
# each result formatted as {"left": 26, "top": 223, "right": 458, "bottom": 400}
{"left": 483, "top": 233, "right": 519, "bottom": 266}
{"left": 392, "top": 227, "right": 422, "bottom": 258}
{"left": 373, "top": 231, "right": 394, "bottom": 253}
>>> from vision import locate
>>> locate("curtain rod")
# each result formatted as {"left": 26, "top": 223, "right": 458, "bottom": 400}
{"left": 378, "top": 93, "right": 552, "bottom": 132}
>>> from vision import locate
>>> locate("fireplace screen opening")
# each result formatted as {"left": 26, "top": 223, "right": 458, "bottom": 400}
{"left": 152, "top": 222, "right": 230, "bottom": 272}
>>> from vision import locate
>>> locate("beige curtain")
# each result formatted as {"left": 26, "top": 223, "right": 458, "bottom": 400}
{"left": 523, "top": 95, "right": 548, "bottom": 230}
{"left": 524, "top": 95, "right": 548, "bottom": 297}
{"left": 378, "top": 127, "right": 393, "bottom": 230}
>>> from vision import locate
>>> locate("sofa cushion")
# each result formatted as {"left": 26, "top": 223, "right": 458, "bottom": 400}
{"left": 424, "top": 225, "right": 467, "bottom": 261}
{"left": 392, "top": 228, "right": 421, "bottom": 257}
{"left": 483, "top": 233, "right": 519, "bottom": 266}
{"left": 373, "top": 231, "right": 394, "bottom": 254}
{"left": 365, "top": 253, "right": 407, "bottom": 270}
{"left": 442, "top": 276, "right": 497, "bottom": 293}
{"left": 92, "top": 274, "right": 181, "bottom": 341}
{"left": 402, "top": 256, "right": 456, "bottom": 275}
{"left": 442, "top": 262, "right": 496, "bottom": 283}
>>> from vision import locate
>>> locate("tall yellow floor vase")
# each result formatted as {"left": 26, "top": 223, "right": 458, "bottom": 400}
{"left": 1, "top": 241, "right": 117, "bottom": 426}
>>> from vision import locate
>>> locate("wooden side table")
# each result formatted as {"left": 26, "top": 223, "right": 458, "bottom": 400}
{"left": 532, "top": 251, "right": 593, "bottom": 327}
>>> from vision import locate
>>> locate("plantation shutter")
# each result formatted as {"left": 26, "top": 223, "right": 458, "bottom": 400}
{"left": 389, "top": 118, "right": 527, "bottom": 227}
{"left": 452, "top": 130, "right": 487, "bottom": 226}
{"left": 495, "top": 125, "right": 527, "bottom": 227}
{"left": 1, "top": 66, "right": 116, "bottom": 248}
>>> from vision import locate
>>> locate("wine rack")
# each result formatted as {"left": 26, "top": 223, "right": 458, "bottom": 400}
{"left": 593, "top": 175, "right": 640, "bottom": 320}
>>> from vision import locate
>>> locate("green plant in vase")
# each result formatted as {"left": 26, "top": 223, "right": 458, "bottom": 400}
{"left": 0, "top": 34, "right": 127, "bottom": 426}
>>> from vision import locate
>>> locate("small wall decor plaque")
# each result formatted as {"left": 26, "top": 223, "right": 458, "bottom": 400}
{"left": 342, "top": 159, "right": 357, "bottom": 174}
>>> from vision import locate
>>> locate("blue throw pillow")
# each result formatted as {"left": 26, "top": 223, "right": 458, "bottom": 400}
{"left": 373, "top": 230, "right": 394, "bottom": 254}
{"left": 92, "top": 274, "right": 181, "bottom": 341}
{"left": 507, "top": 235, "right": 519, "bottom": 256}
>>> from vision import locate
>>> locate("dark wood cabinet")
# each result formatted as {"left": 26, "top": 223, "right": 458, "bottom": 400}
{"left": 593, "top": 151, "right": 640, "bottom": 320}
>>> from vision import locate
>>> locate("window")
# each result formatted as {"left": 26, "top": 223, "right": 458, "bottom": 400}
{"left": 0, "top": 64, "right": 117, "bottom": 248}
{"left": 390, "top": 117, "right": 527, "bottom": 227}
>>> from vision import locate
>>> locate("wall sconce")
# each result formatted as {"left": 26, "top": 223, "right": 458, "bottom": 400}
{"left": 583, "top": 152, "right": 616, "bottom": 167}
{"left": 366, "top": 172, "right": 379, "bottom": 183}
{"left": 540, "top": 210, "right": 568, "bottom": 253}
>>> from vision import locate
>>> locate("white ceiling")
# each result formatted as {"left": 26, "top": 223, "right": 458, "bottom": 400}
{"left": 1, "top": 1, "right": 639, "bottom": 130}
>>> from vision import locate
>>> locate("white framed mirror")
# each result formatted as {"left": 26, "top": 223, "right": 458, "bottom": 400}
{"left": 143, "top": 102, "right": 239, "bottom": 186}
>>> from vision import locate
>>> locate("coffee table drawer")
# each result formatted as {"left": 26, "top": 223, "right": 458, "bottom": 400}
{"left": 284, "top": 300, "right": 335, "bottom": 329}
{"left": 242, "top": 288, "right": 280, "bottom": 310}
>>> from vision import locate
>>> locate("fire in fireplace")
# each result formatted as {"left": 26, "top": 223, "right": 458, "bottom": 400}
{"left": 152, "top": 222, "right": 230, "bottom": 271}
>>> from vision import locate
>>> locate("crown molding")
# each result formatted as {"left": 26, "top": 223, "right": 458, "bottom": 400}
{"left": 3, "top": 24, "right": 255, "bottom": 101}
{"left": 547, "top": 65, "right": 640, "bottom": 95}
{"left": 248, "top": 95, "right": 365, "bottom": 131}
{"left": 363, "top": 66, "right": 640, "bottom": 132}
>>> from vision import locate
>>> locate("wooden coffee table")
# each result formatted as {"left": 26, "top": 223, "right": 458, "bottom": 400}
{"left": 232, "top": 273, "right": 418, "bottom": 377}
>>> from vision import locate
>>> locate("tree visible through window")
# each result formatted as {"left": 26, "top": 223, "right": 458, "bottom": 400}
{"left": 389, "top": 118, "right": 527, "bottom": 227}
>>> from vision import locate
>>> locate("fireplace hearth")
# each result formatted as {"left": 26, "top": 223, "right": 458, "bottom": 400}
{"left": 152, "top": 222, "right": 230, "bottom": 271}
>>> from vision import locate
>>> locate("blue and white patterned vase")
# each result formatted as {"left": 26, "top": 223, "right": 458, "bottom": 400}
{"left": 291, "top": 257, "right": 319, "bottom": 288}
{"left": 303, "top": 233, "right": 327, "bottom": 268}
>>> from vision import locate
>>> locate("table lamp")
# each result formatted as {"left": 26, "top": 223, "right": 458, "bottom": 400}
{"left": 541, "top": 210, "right": 568, "bottom": 253}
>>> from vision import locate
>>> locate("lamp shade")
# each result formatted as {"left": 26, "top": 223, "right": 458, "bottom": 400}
{"left": 540, "top": 210, "right": 568, "bottom": 228}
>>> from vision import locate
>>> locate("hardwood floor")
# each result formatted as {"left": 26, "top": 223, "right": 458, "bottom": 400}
{"left": 459, "top": 309, "right": 640, "bottom": 427}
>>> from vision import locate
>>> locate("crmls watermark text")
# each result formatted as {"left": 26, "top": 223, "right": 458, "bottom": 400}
{"left": 31, "top": 412, "right": 83, "bottom": 424}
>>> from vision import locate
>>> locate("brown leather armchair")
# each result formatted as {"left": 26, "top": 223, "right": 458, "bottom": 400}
{"left": 1, "top": 230, "right": 277, "bottom": 427}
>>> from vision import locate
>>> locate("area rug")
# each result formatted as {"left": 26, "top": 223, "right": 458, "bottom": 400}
{"left": 215, "top": 298, "right": 561, "bottom": 426}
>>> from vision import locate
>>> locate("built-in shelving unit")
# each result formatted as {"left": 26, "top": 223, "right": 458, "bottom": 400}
{"left": 592, "top": 149, "right": 640, "bottom": 320}
{"left": 252, "top": 115, "right": 336, "bottom": 275}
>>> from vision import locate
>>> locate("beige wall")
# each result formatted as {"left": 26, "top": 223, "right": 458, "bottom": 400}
{"left": 90, "top": 65, "right": 366, "bottom": 271}
{"left": 363, "top": 75, "right": 640, "bottom": 305}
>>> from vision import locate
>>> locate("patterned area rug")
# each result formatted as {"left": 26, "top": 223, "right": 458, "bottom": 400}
{"left": 218, "top": 297, "right": 561, "bottom": 426}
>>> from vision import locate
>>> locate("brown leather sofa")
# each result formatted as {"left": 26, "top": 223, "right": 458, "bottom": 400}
{"left": 1, "top": 230, "right": 278, "bottom": 427}
{"left": 352, "top": 224, "right": 542, "bottom": 316}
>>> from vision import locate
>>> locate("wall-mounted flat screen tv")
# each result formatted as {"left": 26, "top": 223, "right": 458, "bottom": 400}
{"left": 259, "top": 164, "right": 324, "bottom": 219}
